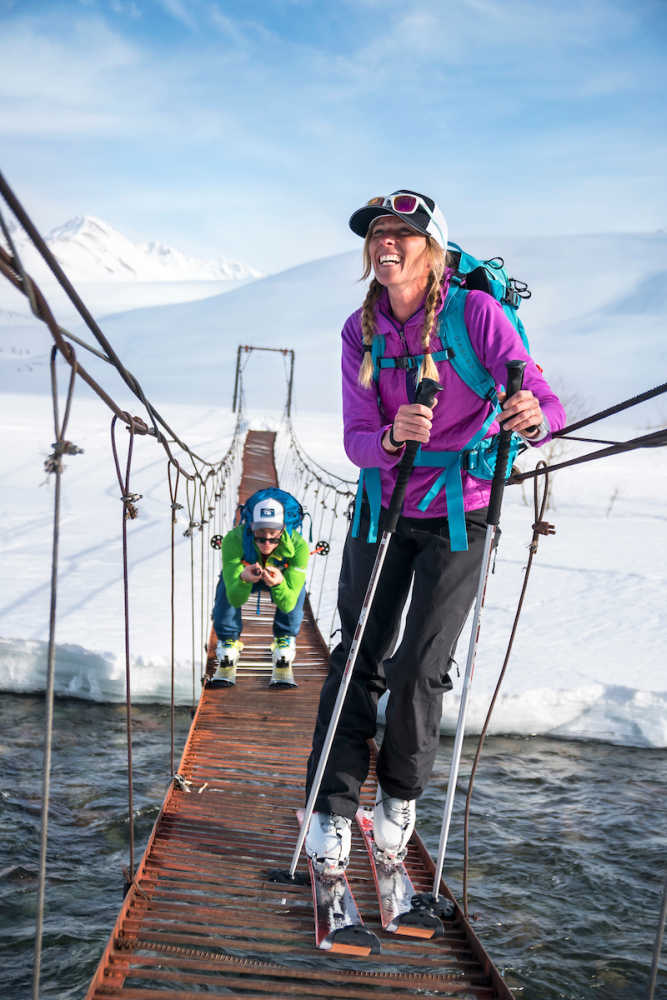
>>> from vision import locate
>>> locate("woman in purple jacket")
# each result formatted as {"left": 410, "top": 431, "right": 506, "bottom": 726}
{"left": 305, "top": 190, "right": 565, "bottom": 875}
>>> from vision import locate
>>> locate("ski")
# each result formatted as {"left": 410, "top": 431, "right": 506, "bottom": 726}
{"left": 356, "top": 807, "right": 446, "bottom": 939}
{"left": 296, "top": 809, "right": 381, "bottom": 955}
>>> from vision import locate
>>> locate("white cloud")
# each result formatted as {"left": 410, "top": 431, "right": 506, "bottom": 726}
{"left": 0, "top": 0, "right": 664, "bottom": 270}
{"left": 0, "top": 1, "right": 654, "bottom": 147}
{"left": 0, "top": 17, "right": 140, "bottom": 104}
{"left": 110, "top": 0, "right": 142, "bottom": 17}
{"left": 154, "top": 0, "right": 198, "bottom": 30}
{"left": 207, "top": 5, "right": 251, "bottom": 46}
{"left": 343, "top": 0, "right": 645, "bottom": 87}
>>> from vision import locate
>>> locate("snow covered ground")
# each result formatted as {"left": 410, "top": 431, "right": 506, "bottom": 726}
{"left": 0, "top": 230, "right": 665, "bottom": 748}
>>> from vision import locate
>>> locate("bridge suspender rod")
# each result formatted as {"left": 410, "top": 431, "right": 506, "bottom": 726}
{"left": 32, "top": 348, "right": 79, "bottom": 1000}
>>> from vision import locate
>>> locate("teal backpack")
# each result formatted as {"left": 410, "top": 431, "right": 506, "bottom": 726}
{"left": 352, "top": 243, "right": 532, "bottom": 552}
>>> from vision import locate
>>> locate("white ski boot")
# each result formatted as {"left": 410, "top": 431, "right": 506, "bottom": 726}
{"left": 210, "top": 638, "right": 243, "bottom": 687}
{"left": 269, "top": 635, "right": 297, "bottom": 688}
{"left": 305, "top": 812, "right": 352, "bottom": 878}
{"left": 373, "top": 785, "right": 416, "bottom": 866}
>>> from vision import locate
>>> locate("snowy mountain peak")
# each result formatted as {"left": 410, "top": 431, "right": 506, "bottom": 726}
{"left": 2, "top": 214, "right": 262, "bottom": 284}
{"left": 48, "top": 215, "right": 120, "bottom": 244}
{"left": 50, "top": 215, "right": 96, "bottom": 233}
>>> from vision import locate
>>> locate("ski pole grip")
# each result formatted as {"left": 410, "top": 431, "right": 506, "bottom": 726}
{"left": 385, "top": 377, "right": 442, "bottom": 533}
{"left": 486, "top": 360, "right": 526, "bottom": 526}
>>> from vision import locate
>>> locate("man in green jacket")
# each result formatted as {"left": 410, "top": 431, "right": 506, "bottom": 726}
{"left": 211, "top": 495, "right": 310, "bottom": 688}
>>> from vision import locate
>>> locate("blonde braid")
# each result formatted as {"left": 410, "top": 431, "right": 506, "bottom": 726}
{"left": 418, "top": 270, "right": 442, "bottom": 383}
{"left": 358, "top": 279, "right": 383, "bottom": 387}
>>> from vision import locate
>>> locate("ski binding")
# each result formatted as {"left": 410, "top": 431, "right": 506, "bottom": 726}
{"left": 297, "top": 809, "right": 380, "bottom": 955}
{"left": 356, "top": 807, "right": 446, "bottom": 938}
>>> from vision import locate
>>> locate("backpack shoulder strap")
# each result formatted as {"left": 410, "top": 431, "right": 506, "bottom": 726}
{"left": 370, "top": 333, "right": 386, "bottom": 383}
{"left": 503, "top": 306, "right": 530, "bottom": 351}
{"left": 241, "top": 524, "right": 257, "bottom": 563}
{"left": 439, "top": 285, "right": 498, "bottom": 403}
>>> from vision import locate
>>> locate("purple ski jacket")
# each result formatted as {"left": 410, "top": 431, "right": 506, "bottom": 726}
{"left": 342, "top": 282, "right": 565, "bottom": 519}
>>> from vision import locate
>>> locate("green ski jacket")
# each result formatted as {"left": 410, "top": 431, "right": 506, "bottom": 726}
{"left": 221, "top": 525, "right": 310, "bottom": 612}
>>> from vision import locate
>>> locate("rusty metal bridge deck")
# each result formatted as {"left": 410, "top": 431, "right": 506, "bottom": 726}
{"left": 86, "top": 430, "right": 514, "bottom": 1000}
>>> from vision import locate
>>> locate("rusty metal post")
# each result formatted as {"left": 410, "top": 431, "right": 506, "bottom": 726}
{"left": 286, "top": 349, "right": 295, "bottom": 418}
{"left": 232, "top": 344, "right": 243, "bottom": 412}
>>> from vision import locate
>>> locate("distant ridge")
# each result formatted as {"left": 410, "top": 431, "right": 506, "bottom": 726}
{"left": 3, "top": 215, "right": 262, "bottom": 284}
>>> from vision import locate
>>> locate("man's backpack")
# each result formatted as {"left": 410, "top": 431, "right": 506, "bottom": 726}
{"left": 238, "top": 488, "right": 306, "bottom": 563}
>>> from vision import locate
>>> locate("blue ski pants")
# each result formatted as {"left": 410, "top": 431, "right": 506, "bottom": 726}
{"left": 212, "top": 572, "right": 306, "bottom": 640}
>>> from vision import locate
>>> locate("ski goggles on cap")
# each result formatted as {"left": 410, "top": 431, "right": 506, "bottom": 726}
{"left": 349, "top": 189, "right": 448, "bottom": 252}
{"left": 367, "top": 193, "right": 431, "bottom": 215}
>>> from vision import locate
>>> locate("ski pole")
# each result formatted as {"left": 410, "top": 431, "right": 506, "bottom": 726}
{"left": 427, "top": 360, "right": 526, "bottom": 903}
{"left": 287, "top": 377, "right": 442, "bottom": 877}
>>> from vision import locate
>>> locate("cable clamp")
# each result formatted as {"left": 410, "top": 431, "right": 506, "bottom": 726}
{"left": 43, "top": 440, "right": 84, "bottom": 475}
{"left": 54, "top": 439, "right": 84, "bottom": 456}
{"left": 121, "top": 492, "right": 142, "bottom": 520}
{"left": 529, "top": 519, "right": 556, "bottom": 553}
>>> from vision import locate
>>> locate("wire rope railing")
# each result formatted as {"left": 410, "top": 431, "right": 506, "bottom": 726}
{"left": 509, "top": 381, "right": 667, "bottom": 484}
{"left": 0, "top": 173, "right": 246, "bottom": 999}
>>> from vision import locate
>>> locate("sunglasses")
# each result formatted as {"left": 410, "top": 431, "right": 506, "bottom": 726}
{"left": 254, "top": 533, "right": 282, "bottom": 546}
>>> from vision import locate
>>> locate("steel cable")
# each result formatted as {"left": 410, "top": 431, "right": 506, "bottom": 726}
{"left": 184, "top": 479, "right": 198, "bottom": 710}
{"left": 110, "top": 414, "right": 140, "bottom": 884}
{"left": 510, "top": 425, "right": 667, "bottom": 484}
{"left": 167, "top": 460, "right": 182, "bottom": 777}
{"left": 315, "top": 490, "right": 340, "bottom": 625}
{"left": 32, "top": 346, "right": 80, "bottom": 1000}
{"left": 198, "top": 482, "right": 206, "bottom": 681}
{"left": 556, "top": 381, "right": 667, "bottom": 436}
{"left": 462, "top": 461, "right": 555, "bottom": 918}
{"left": 309, "top": 484, "right": 328, "bottom": 611}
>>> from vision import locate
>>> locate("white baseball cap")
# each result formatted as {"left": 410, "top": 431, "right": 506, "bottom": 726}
{"left": 349, "top": 189, "right": 448, "bottom": 252}
{"left": 251, "top": 499, "right": 284, "bottom": 531}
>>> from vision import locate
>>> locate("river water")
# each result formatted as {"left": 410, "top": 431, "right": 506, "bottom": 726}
{"left": 1, "top": 694, "right": 665, "bottom": 999}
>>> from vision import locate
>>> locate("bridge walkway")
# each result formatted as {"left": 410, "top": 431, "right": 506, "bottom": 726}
{"left": 86, "top": 428, "right": 514, "bottom": 1000}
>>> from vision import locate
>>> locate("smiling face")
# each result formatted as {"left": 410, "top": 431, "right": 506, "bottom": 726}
{"left": 368, "top": 215, "right": 431, "bottom": 295}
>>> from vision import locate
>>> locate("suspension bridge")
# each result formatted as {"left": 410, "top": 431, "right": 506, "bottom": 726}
{"left": 2, "top": 170, "right": 666, "bottom": 1000}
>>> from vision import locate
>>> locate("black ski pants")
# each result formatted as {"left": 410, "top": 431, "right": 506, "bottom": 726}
{"left": 305, "top": 503, "right": 489, "bottom": 820}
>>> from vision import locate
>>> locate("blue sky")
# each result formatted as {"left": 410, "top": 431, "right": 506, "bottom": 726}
{"left": 1, "top": 0, "right": 666, "bottom": 272}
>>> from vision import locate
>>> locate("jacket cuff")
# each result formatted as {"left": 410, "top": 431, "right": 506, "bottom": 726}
{"left": 377, "top": 425, "right": 405, "bottom": 465}
{"left": 520, "top": 414, "right": 551, "bottom": 445}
